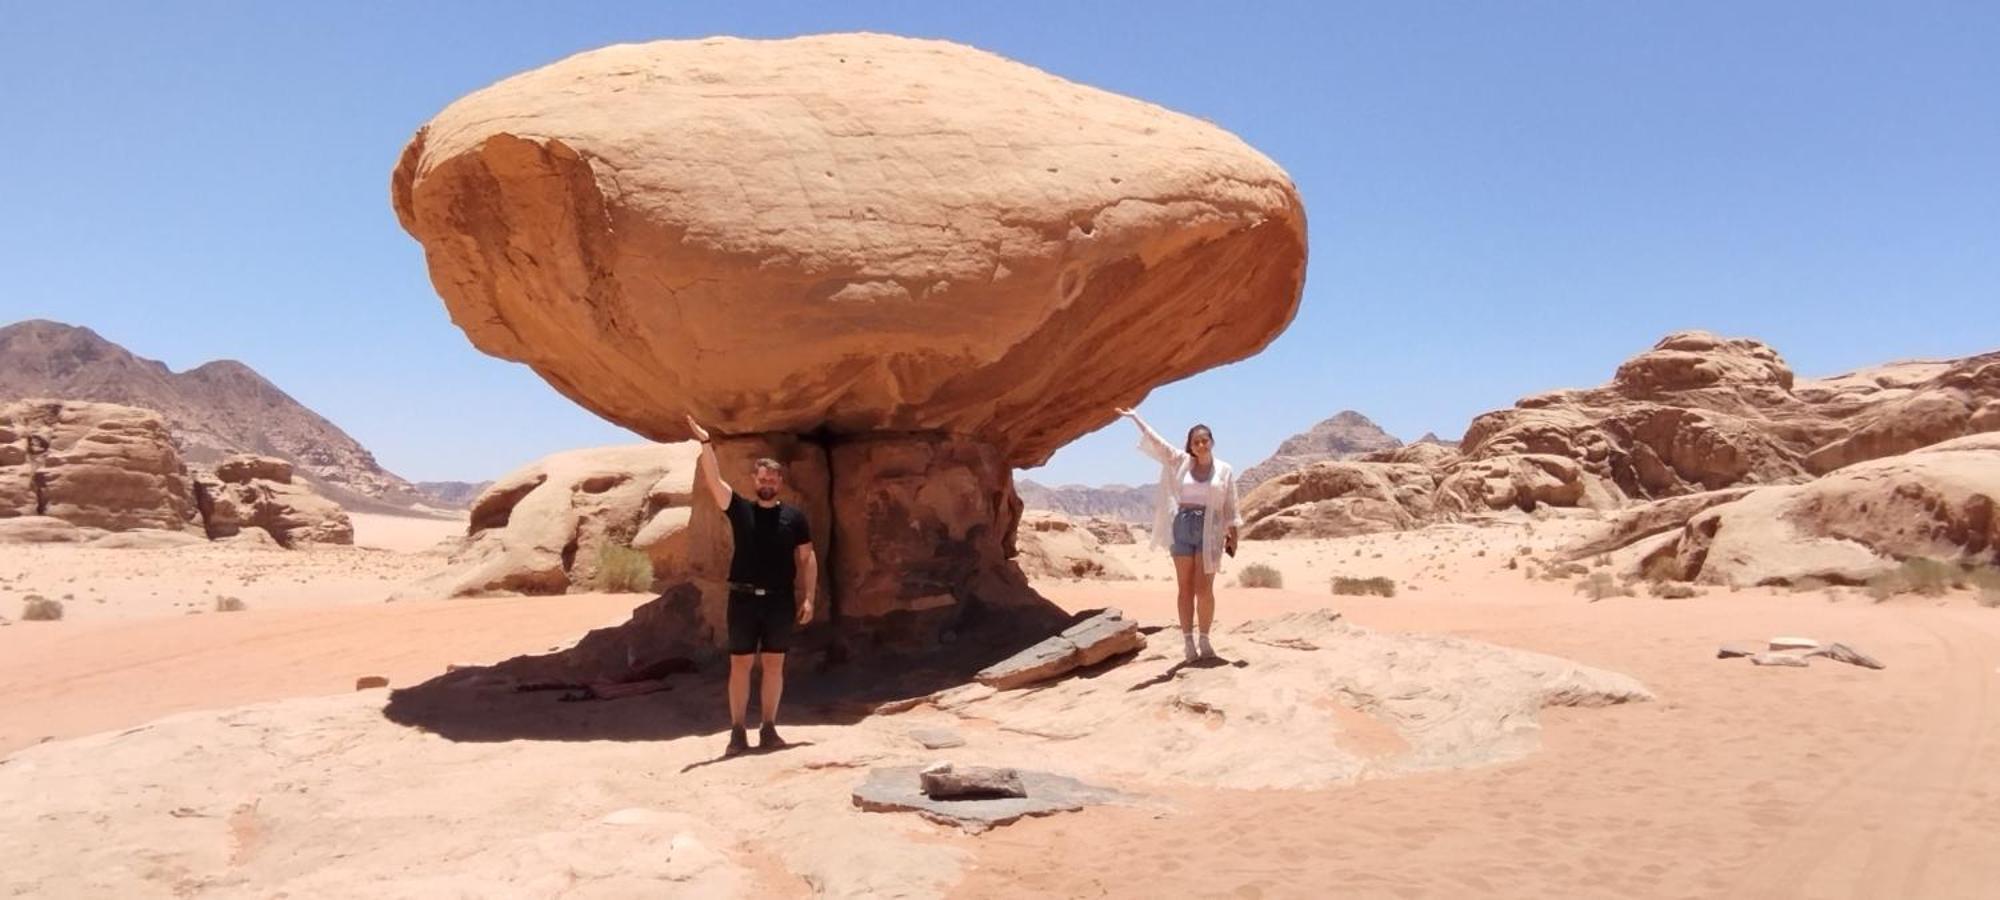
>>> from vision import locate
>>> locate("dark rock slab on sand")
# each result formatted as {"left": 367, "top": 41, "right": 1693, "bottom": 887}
{"left": 852, "top": 766, "right": 1127, "bottom": 834}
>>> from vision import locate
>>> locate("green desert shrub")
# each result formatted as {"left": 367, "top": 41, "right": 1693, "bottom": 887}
{"left": 1898, "top": 558, "right": 1958, "bottom": 597}
{"left": 594, "top": 544, "right": 655, "bottom": 593}
{"left": 1967, "top": 566, "right": 2000, "bottom": 608}
{"left": 1236, "top": 563, "right": 1284, "bottom": 589}
{"left": 1330, "top": 576, "right": 1396, "bottom": 598}
{"left": 22, "top": 595, "right": 62, "bottom": 621}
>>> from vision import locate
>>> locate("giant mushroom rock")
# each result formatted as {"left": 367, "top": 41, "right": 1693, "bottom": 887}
{"left": 391, "top": 34, "right": 1307, "bottom": 661}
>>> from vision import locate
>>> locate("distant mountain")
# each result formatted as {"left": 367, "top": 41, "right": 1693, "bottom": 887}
{"left": 1239, "top": 410, "right": 1402, "bottom": 488}
{"left": 0, "top": 319, "right": 432, "bottom": 513}
{"left": 415, "top": 480, "right": 492, "bottom": 509}
{"left": 1015, "top": 478, "right": 1154, "bottom": 524}
{"left": 1415, "top": 432, "right": 1460, "bottom": 448}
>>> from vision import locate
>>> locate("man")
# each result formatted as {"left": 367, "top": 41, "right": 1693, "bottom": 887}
{"left": 687, "top": 416, "right": 817, "bottom": 756}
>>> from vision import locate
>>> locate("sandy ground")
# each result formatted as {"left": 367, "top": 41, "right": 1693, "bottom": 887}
{"left": 3, "top": 512, "right": 1997, "bottom": 897}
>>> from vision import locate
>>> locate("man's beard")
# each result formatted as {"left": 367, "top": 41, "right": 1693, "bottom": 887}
{"left": 756, "top": 487, "right": 778, "bottom": 501}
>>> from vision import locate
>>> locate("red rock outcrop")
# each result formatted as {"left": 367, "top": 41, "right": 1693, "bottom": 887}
{"left": 392, "top": 34, "right": 1307, "bottom": 660}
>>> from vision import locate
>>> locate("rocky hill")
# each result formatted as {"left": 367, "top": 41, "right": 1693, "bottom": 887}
{"left": 1015, "top": 479, "right": 1155, "bottom": 524}
{"left": 1239, "top": 410, "right": 1403, "bottom": 488}
{"left": 0, "top": 320, "right": 429, "bottom": 512}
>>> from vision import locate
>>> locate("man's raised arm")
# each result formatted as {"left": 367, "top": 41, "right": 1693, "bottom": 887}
{"left": 686, "top": 415, "right": 732, "bottom": 509}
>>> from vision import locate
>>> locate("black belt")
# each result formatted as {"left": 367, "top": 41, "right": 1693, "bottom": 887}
{"left": 728, "top": 582, "right": 790, "bottom": 597}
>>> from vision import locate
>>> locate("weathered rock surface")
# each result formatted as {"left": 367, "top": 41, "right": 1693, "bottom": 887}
{"left": 196, "top": 454, "right": 353, "bottom": 547}
{"left": 392, "top": 34, "right": 1306, "bottom": 465}
{"left": 1078, "top": 516, "right": 1137, "bottom": 545}
{"left": 1013, "top": 511, "right": 1134, "bottom": 581}
{"left": 0, "top": 320, "right": 430, "bottom": 510}
{"left": 1647, "top": 433, "right": 2000, "bottom": 586}
{"left": 0, "top": 515, "right": 103, "bottom": 544}
{"left": 1716, "top": 642, "right": 1762, "bottom": 660}
{"left": 0, "top": 398, "right": 201, "bottom": 534}
{"left": 1241, "top": 460, "right": 1438, "bottom": 539}
{"left": 910, "top": 609, "right": 1653, "bottom": 790}
{"left": 975, "top": 609, "right": 1145, "bottom": 690}
{"left": 1750, "top": 653, "right": 1810, "bottom": 668}
{"left": 1240, "top": 411, "right": 1403, "bottom": 489}
{"left": 853, "top": 766, "right": 1122, "bottom": 834}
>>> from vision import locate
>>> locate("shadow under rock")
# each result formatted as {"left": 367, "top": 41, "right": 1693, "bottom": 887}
{"left": 382, "top": 583, "right": 1087, "bottom": 744}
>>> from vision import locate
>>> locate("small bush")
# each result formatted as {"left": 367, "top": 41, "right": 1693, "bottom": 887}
{"left": 1330, "top": 576, "right": 1397, "bottom": 598}
{"left": 594, "top": 544, "right": 655, "bottom": 593}
{"left": 1541, "top": 561, "right": 1589, "bottom": 581}
{"left": 1966, "top": 567, "right": 2000, "bottom": 608}
{"left": 215, "top": 596, "right": 247, "bottom": 613}
{"left": 1236, "top": 563, "right": 1284, "bottom": 589}
{"left": 1648, "top": 581, "right": 1698, "bottom": 599}
{"left": 22, "top": 595, "right": 62, "bottom": 621}
{"left": 1898, "top": 558, "right": 1958, "bottom": 597}
{"left": 1592, "top": 553, "right": 1612, "bottom": 568}
{"left": 1789, "top": 576, "right": 1831, "bottom": 593}
{"left": 1865, "top": 574, "right": 1897, "bottom": 603}
{"left": 1506, "top": 557, "right": 1519, "bottom": 570}
{"left": 1575, "top": 572, "right": 1634, "bottom": 601}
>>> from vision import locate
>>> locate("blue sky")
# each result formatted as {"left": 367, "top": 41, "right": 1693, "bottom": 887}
{"left": 3, "top": 3, "right": 1995, "bottom": 486}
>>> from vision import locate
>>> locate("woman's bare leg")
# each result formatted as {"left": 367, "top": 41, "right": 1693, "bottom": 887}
{"left": 1172, "top": 554, "right": 1197, "bottom": 632}
{"left": 1195, "top": 566, "right": 1218, "bottom": 656}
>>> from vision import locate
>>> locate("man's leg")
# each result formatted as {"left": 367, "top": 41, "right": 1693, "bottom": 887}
{"left": 759, "top": 652, "right": 786, "bottom": 725}
{"left": 723, "top": 595, "right": 756, "bottom": 756}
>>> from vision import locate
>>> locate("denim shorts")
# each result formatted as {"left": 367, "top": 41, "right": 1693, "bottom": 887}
{"left": 1170, "top": 506, "right": 1205, "bottom": 557}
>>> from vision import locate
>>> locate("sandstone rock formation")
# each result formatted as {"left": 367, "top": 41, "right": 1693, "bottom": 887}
{"left": 1012, "top": 511, "right": 1134, "bottom": 580}
{"left": 0, "top": 399, "right": 201, "bottom": 534}
{"left": 0, "top": 320, "right": 429, "bottom": 511}
{"left": 1636, "top": 432, "right": 1999, "bottom": 586}
{"left": 1243, "top": 332, "right": 2000, "bottom": 541}
{"left": 399, "top": 443, "right": 730, "bottom": 598}
{"left": 0, "top": 399, "right": 359, "bottom": 548}
{"left": 392, "top": 34, "right": 1307, "bottom": 660}
{"left": 195, "top": 455, "right": 354, "bottom": 547}
{"left": 1240, "top": 410, "right": 1402, "bottom": 489}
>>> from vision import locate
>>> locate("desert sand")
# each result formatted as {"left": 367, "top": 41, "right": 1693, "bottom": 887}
{"left": 4, "top": 512, "right": 1996, "bottom": 898}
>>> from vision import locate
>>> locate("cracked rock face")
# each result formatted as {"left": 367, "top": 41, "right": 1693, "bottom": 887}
{"left": 391, "top": 32, "right": 1307, "bottom": 466}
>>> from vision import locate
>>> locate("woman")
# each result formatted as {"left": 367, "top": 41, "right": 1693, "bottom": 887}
{"left": 1116, "top": 407, "right": 1242, "bottom": 661}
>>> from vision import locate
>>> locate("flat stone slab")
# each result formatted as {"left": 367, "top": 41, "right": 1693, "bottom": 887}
{"left": 1717, "top": 642, "right": 1762, "bottom": 659}
{"left": 920, "top": 764, "right": 1025, "bottom": 799}
{"left": 975, "top": 609, "right": 1145, "bottom": 690}
{"left": 1806, "top": 641, "right": 1885, "bottom": 670}
{"left": 852, "top": 766, "right": 1126, "bottom": 834}
{"left": 1750, "top": 652, "right": 1810, "bottom": 668}
{"left": 1769, "top": 636, "right": 1820, "bottom": 651}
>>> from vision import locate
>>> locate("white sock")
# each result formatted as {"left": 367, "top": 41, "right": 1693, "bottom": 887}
{"left": 1182, "top": 630, "right": 1198, "bottom": 659}
{"left": 1197, "top": 632, "right": 1215, "bottom": 657}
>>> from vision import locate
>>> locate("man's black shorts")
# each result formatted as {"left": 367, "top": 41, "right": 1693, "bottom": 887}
{"left": 726, "top": 589, "right": 796, "bottom": 655}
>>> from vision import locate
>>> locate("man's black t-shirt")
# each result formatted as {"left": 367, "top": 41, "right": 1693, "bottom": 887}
{"left": 725, "top": 494, "right": 812, "bottom": 592}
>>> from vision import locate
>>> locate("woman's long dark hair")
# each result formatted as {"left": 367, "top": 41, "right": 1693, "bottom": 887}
{"left": 1185, "top": 424, "right": 1214, "bottom": 454}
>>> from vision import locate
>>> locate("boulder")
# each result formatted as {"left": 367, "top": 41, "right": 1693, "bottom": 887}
{"left": 392, "top": 34, "right": 1306, "bottom": 466}
{"left": 0, "top": 399, "right": 202, "bottom": 534}
{"left": 391, "top": 34, "right": 1306, "bottom": 654}
{"left": 1240, "top": 460, "right": 1438, "bottom": 539}
{"left": 399, "top": 443, "right": 717, "bottom": 598}
{"left": 196, "top": 455, "right": 352, "bottom": 547}
{"left": 1078, "top": 516, "right": 1136, "bottom": 545}
{"left": 1013, "top": 511, "right": 1134, "bottom": 581}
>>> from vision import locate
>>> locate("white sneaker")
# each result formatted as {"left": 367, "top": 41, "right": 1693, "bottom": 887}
{"left": 1197, "top": 633, "right": 1216, "bottom": 659}
{"left": 1182, "top": 632, "right": 1199, "bottom": 661}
